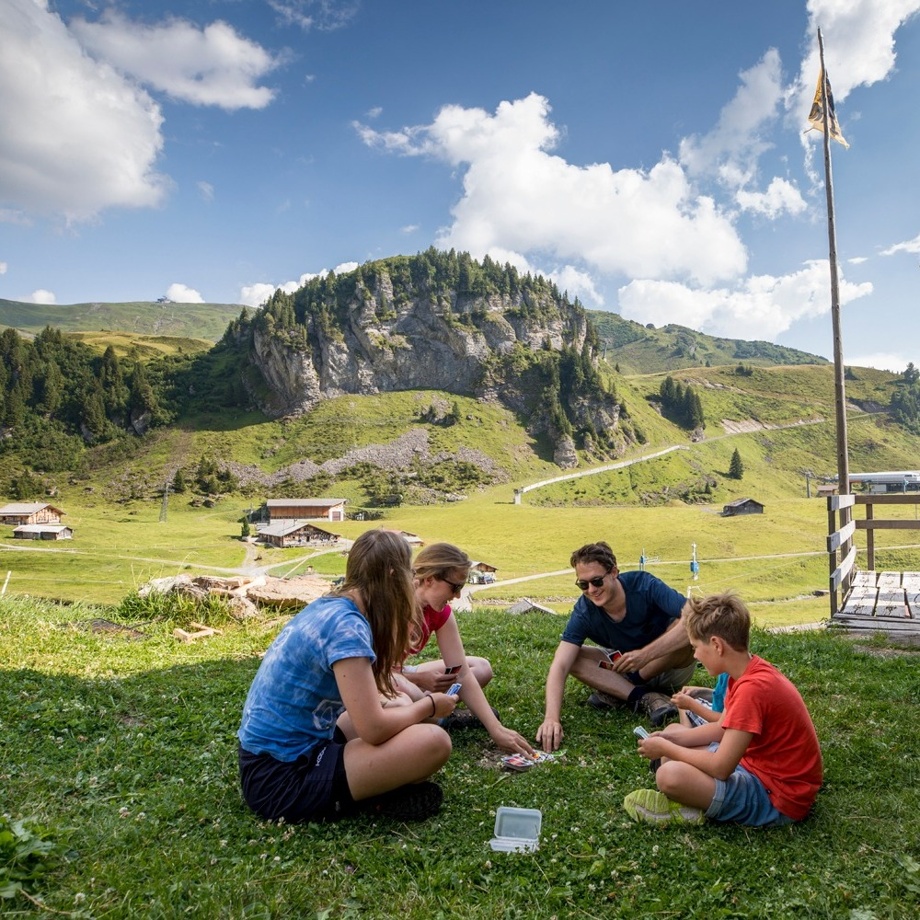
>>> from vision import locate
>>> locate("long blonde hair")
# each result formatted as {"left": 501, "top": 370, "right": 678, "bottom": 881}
{"left": 413, "top": 542, "right": 471, "bottom": 583}
{"left": 334, "top": 529, "right": 418, "bottom": 694}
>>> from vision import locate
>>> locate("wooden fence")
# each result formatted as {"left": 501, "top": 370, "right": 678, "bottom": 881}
{"left": 827, "top": 493, "right": 920, "bottom": 636}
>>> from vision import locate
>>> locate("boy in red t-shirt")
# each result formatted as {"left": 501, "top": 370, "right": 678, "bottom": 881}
{"left": 624, "top": 592, "right": 823, "bottom": 827}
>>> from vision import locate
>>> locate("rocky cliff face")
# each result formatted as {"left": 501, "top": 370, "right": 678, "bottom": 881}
{"left": 245, "top": 255, "right": 625, "bottom": 465}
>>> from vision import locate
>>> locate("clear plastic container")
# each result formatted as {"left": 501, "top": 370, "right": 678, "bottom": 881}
{"left": 489, "top": 806, "right": 542, "bottom": 852}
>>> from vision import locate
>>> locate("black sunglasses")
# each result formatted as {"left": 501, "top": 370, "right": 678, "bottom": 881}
{"left": 437, "top": 574, "right": 466, "bottom": 594}
{"left": 575, "top": 574, "right": 608, "bottom": 591}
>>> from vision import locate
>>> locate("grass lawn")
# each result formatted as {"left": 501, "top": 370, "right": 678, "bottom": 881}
{"left": 2, "top": 596, "right": 918, "bottom": 918}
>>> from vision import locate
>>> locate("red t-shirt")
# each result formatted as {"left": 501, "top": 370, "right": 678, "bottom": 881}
{"left": 722, "top": 655, "right": 823, "bottom": 821}
{"left": 407, "top": 603, "right": 452, "bottom": 656}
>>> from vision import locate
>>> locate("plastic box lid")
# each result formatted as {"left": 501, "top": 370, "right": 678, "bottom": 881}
{"left": 489, "top": 806, "right": 542, "bottom": 852}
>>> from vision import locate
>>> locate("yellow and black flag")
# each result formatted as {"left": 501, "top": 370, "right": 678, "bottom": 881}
{"left": 807, "top": 68, "right": 849, "bottom": 148}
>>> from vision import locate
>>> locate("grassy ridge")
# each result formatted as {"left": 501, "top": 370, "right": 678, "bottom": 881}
{"left": 0, "top": 297, "right": 243, "bottom": 343}
{"left": 588, "top": 309, "right": 829, "bottom": 373}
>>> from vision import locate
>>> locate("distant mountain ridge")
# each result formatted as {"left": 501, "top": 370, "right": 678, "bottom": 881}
{"left": 1, "top": 294, "right": 827, "bottom": 375}
{"left": 587, "top": 310, "right": 828, "bottom": 374}
{"left": 0, "top": 297, "right": 243, "bottom": 343}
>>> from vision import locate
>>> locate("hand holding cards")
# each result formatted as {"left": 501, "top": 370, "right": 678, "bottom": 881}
{"left": 597, "top": 649, "right": 623, "bottom": 671}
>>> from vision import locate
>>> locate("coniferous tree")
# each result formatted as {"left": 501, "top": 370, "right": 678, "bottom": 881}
{"left": 729, "top": 448, "right": 745, "bottom": 480}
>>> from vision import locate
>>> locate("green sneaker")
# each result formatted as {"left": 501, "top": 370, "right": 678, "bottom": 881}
{"left": 623, "top": 789, "right": 705, "bottom": 825}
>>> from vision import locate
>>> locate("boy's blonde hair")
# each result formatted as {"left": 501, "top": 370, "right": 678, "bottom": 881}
{"left": 683, "top": 592, "right": 750, "bottom": 651}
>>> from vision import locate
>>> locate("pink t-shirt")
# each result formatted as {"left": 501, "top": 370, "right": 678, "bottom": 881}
{"left": 722, "top": 655, "right": 823, "bottom": 821}
{"left": 407, "top": 603, "right": 452, "bottom": 656}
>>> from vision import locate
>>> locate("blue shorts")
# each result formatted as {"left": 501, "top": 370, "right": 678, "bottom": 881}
{"left": 239, "top": 738, "right": 354, "bottom": 824}
{"left": 703, "top": 744, "right": 793, "bottom": 828}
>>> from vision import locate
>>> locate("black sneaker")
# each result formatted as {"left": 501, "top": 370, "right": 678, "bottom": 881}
{"left": 637, "top": 691, "right": 679, "bottom": 727}
{"left": 586, "top": 691, "right": 623, "bottom": 710}
{"left": 362, "top": 781, "right": 443, "bottom": 821}
{"left": 439, "top": 706, "right": 499, "bottom": 731}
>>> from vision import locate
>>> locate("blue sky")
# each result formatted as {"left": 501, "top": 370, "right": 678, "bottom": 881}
{"left": 2, "top": 1, "right": 920, "bottom": 371}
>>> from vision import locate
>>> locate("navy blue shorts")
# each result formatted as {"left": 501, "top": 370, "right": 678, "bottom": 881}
{"left": 239, "top": 736, "right": 354, "bottom": 824}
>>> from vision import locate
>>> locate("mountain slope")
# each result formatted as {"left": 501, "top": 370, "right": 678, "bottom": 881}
{"left": 0, "top": 297, "right": 243, "bottom": 343}
{"left": 588, "top": 309, "right": 828, "bottom": 373}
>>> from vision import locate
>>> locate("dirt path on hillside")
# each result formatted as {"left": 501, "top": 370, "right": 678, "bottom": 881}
{"left": 516, "top": 412, "right": 873, "bottom": 499}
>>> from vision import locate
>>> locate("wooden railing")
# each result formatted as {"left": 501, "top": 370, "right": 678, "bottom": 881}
{"left": 827, "top": 493, "right": 920, "bottom": 617}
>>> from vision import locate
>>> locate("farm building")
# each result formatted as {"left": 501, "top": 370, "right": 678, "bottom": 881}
{"left": 468, "top": 560, "right": 498, "bottom": 585}
{"left": 257, "top": 521, "right": 341, "bottom": 549}
{"left": 0, "top": 502, "right": 65, "bottom": 526}
{"left": 263, "top": 498, "right": 347, "bottom": 523}
{"left": 401, "top": 531, "right": 424, "bottom": 546}
{"left": 723, "top": 498, "right": 764, "bottom": 516}
{"left": 13, "top": 524, "right": 73, "bottom": 541}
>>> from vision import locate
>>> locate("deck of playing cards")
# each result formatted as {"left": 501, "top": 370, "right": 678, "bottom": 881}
{"left": 501, "top": 751, "right": 556, "bottom": 771}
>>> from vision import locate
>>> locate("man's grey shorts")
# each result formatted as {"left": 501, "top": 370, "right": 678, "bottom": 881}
{"left": 644, "top": 661, "right": 698, "bottom": 694}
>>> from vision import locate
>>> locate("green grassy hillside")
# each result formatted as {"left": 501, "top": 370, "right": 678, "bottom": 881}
{"left": 0, "top": 297, "right": 243, "bottom": 343}
{"left": 589, "top": 309, "right": 828, "bottom": 374}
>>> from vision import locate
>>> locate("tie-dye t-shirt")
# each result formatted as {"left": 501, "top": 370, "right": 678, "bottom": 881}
{"left": 238, "top": 595, "right": 375, "bottom": 762}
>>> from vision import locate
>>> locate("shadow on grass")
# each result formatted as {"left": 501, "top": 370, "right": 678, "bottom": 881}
{"left": 3, "top": 627, "right": 920, "bottom": 917}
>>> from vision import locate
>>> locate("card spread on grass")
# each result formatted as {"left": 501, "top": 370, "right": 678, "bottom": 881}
{"left": 501, "top": 751, "right": 557, "bottom": 771}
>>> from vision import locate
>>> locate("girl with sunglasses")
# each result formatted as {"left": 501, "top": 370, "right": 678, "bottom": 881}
{"left": 396, "top": 542, "right": 534, "bottom": 756}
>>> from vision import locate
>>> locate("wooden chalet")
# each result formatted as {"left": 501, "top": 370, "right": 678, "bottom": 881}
{"left": 722, "top": 498, "right": 764, "bottom": 517}
{"left": 257, "top": 521, "right": 341, "bottom": 549}
{"left": 13, "top": 523, "right": 73, "bottom": 541}
{"left": 0, "top": 502, "right": 65, "bottom": 526}
{"left": 468, "top": 560, "right": 498, "bottom": 585}
{"left": 265, "top": 498, "right": 347, "bottom": 523}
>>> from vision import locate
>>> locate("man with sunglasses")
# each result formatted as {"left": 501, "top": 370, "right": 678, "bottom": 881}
{"left": 536, "top": 541, "right": 696, "bottom": 752}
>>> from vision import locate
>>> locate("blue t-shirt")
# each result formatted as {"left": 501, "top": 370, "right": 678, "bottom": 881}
{"left": 560, "top": 570, "right": 686, "bottom": 651}
{"left": 238, "top": 595, "right": 375, "bottom": 762}
{"left": 712, "top": 671, "right": 729, "bottom": 712}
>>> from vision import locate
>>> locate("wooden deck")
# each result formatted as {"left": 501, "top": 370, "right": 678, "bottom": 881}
{"left": 831, "top": 569, "right": 920, "bottom": 635}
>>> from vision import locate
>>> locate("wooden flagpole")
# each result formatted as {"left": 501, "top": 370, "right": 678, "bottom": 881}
{"left": 818, "top": 28, "right": 850, "bottom": 497}
{"left": 817, "top": 29, "right": 855, "bottom": 615}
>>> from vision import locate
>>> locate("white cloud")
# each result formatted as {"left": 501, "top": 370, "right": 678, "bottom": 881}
{"left": 680, "top": 51, "right": 784, "bottom": 181}
{"left": 0, "top": 0, "right": 168, "bottom": 221}
{"left": 546, "top": 265, "right": 603, "bottom": 308}
{"left": 400, "top": 224, "right": 419, "bottom": 234}
{"left": 70, "top": 13, "right": 280, "bottom": 110}
{"left": 28, "top": 289, "right": 56, "bottom": 305}
{"left": 846, "top": 352, "right": 918, "bottom": 373}
{"left": 239, "top": 262, "right": 360, "bottom": 308}
{"left": 267, "top": 0, "right": 359, "bottom": 32}
{"left": 792, "top": 0, "right": 920, "bottom": 126}
{"left": 0, "top": 261, "right": 7, "bottom": 275}
{"left": 848, "top": 256, "right": 868, "bottom": 264}
{"left": 197, "top": 181, "right": 215, "bottom": 202}
{"left": 618, "top": 260, "right": 873, "bottom": 341}
{"left": 735, "top": 177, "right": 807, "bottom": 218}
{"left": 166, "top": 283, "right": 204, "bottom": 303}
{"left": 881, "top": 233, "right": 920, "bottom": 256}
{"left": 357, "top": 93, "right": 747, "bottom": 287}
{"left": 240, "top": 283, "right": 278, "bottom": 308}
